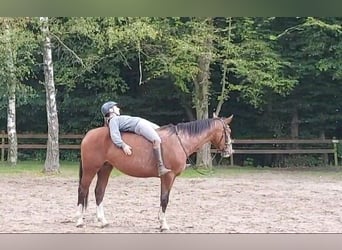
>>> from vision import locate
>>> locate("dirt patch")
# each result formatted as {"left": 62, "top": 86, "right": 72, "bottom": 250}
{"left": 0, "top": 171, "right": 342, "bottom": 233}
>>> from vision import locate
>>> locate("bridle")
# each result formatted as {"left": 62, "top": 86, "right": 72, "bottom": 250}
{"left": 217, "top": 118, "right": 233, "bottom": 157}
{"left": 174, "top": 119, "right": 233, "bottom": 175}
{"left": 175, "top": 118, "right": 233, "bottom": 159}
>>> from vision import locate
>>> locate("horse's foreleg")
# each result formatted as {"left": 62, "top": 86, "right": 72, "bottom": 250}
{"left": 158, "top": 193, "right": 170, "bottom": 231}
{"left": 95, "top": 164, "right": 113, "bottom": 228}
{"left": 159, "top": 174, "right": 176, "bottom": 231}
{"left": 76, "top": 202, "right": 85, "bottom": 227}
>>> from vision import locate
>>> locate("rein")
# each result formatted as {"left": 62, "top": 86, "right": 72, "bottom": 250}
{"left": 174, "top": 125, "right": 188, "bottom": 158}
{"left": 174, "top": 125, "right": 206, "bottom": 175}
{"left": 174, "top": 124, "right": 219, "bottom": 176}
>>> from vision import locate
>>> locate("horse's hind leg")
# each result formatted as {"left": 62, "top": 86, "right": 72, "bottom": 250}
{"left": 94, "top": 163, "right": 113, "bottom": 228}
{"left": 76, "top": 164, "right": 98, "bottom": 228}
{"left": 159, "top": 173, "right": 176, "bottom": 231}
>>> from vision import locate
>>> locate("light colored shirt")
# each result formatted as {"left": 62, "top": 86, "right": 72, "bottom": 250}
{"left": 108, "top": 115, "right": 160, "bottom": 148}
{"left": 108, "top": 115, "right": 140, "bottom": 148}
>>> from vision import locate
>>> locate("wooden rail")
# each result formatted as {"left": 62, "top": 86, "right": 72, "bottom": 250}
{"left": 211, "top": 139, "right": 340, "bottom": 166}
{"left": 0, "top": 132, "right": 83, "bottom": 162}
{"left": 0, "top": 132, "right": 340, "bottom": 166}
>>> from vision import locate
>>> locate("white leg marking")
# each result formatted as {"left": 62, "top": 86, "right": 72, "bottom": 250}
{"left": 96, "top": 203, "right": 109, "bottom": 228}
{"left": 76, "top": 204, "right": 85, "bottom": 227}
{"left": 158, "top": 207, "right": 169, "bottom": 231}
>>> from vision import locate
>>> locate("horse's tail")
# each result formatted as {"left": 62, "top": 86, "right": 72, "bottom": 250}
{"left": 78, "top": 158, "right": 88, "bottom": 210}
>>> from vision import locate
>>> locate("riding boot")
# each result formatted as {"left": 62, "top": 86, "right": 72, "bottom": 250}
{"left": 153, "top": 147, "right": 171, "bottom": 176}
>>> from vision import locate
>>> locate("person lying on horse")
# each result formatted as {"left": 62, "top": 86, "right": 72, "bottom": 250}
{"left": 101, "top": 101, "right": 171, "bottom": 176}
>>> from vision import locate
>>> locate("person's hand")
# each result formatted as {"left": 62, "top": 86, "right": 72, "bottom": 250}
{"left": 122, "top": 143, "right": 132, "bottom": 155}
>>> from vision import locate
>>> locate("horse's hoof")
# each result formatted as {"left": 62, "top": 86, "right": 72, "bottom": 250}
{"left": 76, "top": 218, "right": 85, "bottom": 228}
{"left": 76, "top": 223, "right": 85, "bottom": 228}
{"left": 96, "top": 217, "right": 109, "bottom": 228}
{"left": 100, "top": 222, "right": 109, "bottom": 228}
{"left": 160, "top": 225, "right": 170, "bottom": 232}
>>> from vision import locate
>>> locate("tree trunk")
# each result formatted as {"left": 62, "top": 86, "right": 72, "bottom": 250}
{"left": 214, "top": 17, "right": 232, "bottom": 117}
{"left": 40, "top": 17, "right": 60, "bottom": 173}
{"left": 290, "top": 107, "right": 299, "bottom": 153}
{"left": 320, "top": 130, "right": 328, "bottom": 165}
{"left": 290, "top": 107, "right": 299, "bottom": 139}
{"left": 194, "top": 25, "right": 213, "bottom": 168}
{"left": 4, "top": 19, "right": 18, "bottom": 166}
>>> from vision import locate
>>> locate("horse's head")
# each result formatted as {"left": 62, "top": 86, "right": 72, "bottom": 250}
{"left": 211, "top": 114, "right": 234, "bottom": 158}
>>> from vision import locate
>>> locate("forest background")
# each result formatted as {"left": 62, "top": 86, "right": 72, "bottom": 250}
{"left": 0, "top": 17, "right": 341, "bottom": 171}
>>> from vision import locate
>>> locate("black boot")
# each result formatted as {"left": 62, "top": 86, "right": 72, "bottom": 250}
{"left": 153, "top": 147, "right": 171, "bottom": 176}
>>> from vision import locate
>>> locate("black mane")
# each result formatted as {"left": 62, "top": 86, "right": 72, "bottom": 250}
{"left": 161, "top": 118, "right": 218, "bottom": 137}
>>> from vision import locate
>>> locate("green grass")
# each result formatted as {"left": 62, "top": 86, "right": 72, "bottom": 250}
{"left": 179, "top": 165, "right": 267, "bottom": 177}
{"left": 0, "top": 160, "right": 273, "bottom": 178}
{"left": 0, "top": 161, "right": 81, "bottom": 177}
{"left": 0, "top": 161, "right": 341, "bottom": 178}
{"left": 0, "top": 161, "right": 43, "bottom": 174}
{"left": 0, "top": 161, "right": 251, "bottom": 176}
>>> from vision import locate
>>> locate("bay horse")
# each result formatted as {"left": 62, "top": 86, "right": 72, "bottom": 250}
{"left": 76, "top": 115, "right": 233, "bottom": 230}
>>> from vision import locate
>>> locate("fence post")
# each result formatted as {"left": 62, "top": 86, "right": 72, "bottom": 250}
{"left": 230, "top": 154, "right": 234, "bottom": 166}
{"left": 1, "top": 130, "right": 4, "bottom": 163}
{"left": 230, "top": 139, "right": 235, "bottom": 166}
{"left": 332, "top": 138, "right": 339, "bottom": 167}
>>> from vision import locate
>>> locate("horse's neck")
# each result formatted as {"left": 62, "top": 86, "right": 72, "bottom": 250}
{"left": 181, "top": 129, "right": 215, "bottom": 155}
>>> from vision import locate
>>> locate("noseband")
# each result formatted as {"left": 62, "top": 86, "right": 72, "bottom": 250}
{"left": 217, "top": 119, "right": 232, "bottom": 157}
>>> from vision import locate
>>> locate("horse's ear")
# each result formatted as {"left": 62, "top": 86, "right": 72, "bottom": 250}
{"left": 213, "top": 112, "right": 218, "bottom": 118}
{"left": 225, "top": 114, "right": 233, "bottom": 124}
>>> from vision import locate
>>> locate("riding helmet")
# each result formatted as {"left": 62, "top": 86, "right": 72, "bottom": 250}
{"left": 101, "top": 101, "right": 117, "bottom": 116}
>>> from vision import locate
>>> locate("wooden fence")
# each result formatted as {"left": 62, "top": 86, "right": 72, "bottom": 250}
{"left": 0, "top": 132, "right": 83, "bottom": 162}
{"left": 0, "top": 131, "right": 340, "bottom": 166}
{"left": 211, "top": 138, "right": 340, "bottom": 167}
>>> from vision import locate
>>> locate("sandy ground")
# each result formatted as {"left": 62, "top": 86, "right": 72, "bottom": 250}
{"left": 1, "top": 170, "right": 342, "bottom": 233}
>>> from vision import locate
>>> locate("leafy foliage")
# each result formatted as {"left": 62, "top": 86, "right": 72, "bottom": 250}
{"left": 0, "top": 18, "right": 38, "bottom": 120}
{"left": 0, "top": 17, "right": 341, "bottom": 167}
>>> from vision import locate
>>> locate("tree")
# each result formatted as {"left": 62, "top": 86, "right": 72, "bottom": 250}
{"left": 136, "top": 17, "right": 216, "bottom": 167}
{"left": 273, "top": 17, "right": 342, "bottom": 138}
{"left": 161, "top": 17, "right": 297, "bottom": 167}
{"left": 40, "top": 17, "right": 59, "bottom": 172}
{"left": 3, "top": 19, "right": 17, "bottom": 166}
{"left": 205, "top": 17, "right": 299, "bottom": 143}
{"left": 1, "top": 17, "right": 340, "bottom": 167}
{"left": 125, "top": 17, "right": 297, "bottom": 168}
{"left": 0, "top": 17, "right": 37, "bottom": 165}
{"left": 49, "top": 17, "right": 132, "bottom": 133}
{"left": 191, "top": 18, "right": 215, "bottom": 167}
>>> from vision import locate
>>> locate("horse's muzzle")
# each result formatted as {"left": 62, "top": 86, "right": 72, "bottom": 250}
{"left": 221, "top": 149, "right": 234, "bottom": 158}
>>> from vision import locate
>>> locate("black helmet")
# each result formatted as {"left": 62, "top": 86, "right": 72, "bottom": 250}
{"left": 101, "top": 101, "right": 117, "bottom": 116}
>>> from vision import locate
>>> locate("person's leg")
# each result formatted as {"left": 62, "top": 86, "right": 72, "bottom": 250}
{"left": 135, "top": 120, "right": 171, "bottom": 176}
{"left": 152, "top": 141, "right": 171, "bottom": 176}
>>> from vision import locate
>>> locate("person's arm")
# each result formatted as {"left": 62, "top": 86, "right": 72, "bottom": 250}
{"left": 108, "top": 119, "right": 132, "bottom": 155}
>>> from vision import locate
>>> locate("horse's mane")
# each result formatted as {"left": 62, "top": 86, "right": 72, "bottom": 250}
{"left": 159, "top": 118, "right": 218, "bottom": 137}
